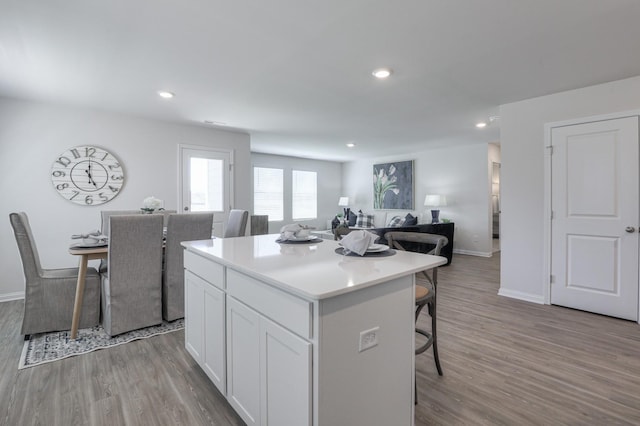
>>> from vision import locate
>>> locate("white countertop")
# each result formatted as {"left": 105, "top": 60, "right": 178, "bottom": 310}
{"left": 182, "top": 234, "right": 447, "bottom": 300}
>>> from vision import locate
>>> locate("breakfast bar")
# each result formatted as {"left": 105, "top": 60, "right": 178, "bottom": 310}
{"left": 181, "top": 234, "right": 447, "bottom": 426}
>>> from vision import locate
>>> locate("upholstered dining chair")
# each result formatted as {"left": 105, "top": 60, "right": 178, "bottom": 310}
{"left": 224, "top": 209, "right": 249, "bottom": 238}
{"left": 9, "top": 212, "right": 101, "bottom": 337}
{"left": 384, "top": 231, "right": 448, "bottom": 401}
{"left": 100, "top": 209, "right": 141, "bottom": 236}
{"left": 101, "top": 214, "right": 164, "bottom": 336}
{"left": 162, "top": 212, "right": 214, "bottom": 321}
{"left": 99, "top": 209, "right": 140, "bottom": 273}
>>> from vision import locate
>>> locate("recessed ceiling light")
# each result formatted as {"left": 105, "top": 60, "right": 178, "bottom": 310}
{"left": 476, "top": 122, "right": 487, "bottom": 128}
{"left": 158, "top": 91, "right": 175, "bottom": 99}
{"left": 346, "top": 142, "right": 356, "bottom": 148}
{"left": 372, "top": 68, "right": 392, "bottom": 79}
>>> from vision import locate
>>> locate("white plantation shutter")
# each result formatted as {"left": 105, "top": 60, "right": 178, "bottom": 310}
{"left": 254, "top": 167, "right": 283, "bottom": 221}
{"left": 292, "top": 170, "right": 317, "bottom": 220}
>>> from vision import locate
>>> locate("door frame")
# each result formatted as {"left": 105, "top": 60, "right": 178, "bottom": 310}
{"left": 177, "top": 143, "right": 235, "bottom": 212}
{"left": 543, "top": 109, "right": 640, "bottom": 324}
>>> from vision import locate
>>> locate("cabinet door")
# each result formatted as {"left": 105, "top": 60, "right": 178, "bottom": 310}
{"left": 184, "top": 271, "right": 204, "bottom": 363}
{"left": 227, "top": 297, "right": 261, "bottom": 426}
{"left": 203, "top": 283, "right": 226, "bottom": 394}
{"left": 260, "top": 318, "right": 312, "bottom": 426}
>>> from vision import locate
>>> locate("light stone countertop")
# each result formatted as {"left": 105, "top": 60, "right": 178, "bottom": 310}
{"left": 182, "top": 234, "right": 447, "bottom": 301}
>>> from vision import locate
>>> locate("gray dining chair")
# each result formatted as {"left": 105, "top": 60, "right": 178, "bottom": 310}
{"left": 100, "top": 209, "right": 141, "bottom": 236}
{"left": 99, "top": 210, "right": 141, "bottom": 273}
{"left": 9, "top": 212, "right": 100, "bottom": 337}
{"left": 162, "top": 213, "right": 214, "bottom": 321}
{"left": 224, "top": 209, "right": 249, "bottom": 238}
{"left": 101, "top": 214, "right": 164, "bottom": 336}
{"left": 384, "top": 231, "right": 448, "bottom": 402}
{"left": 250, "top": 214, "right": 269, "bottom": 235}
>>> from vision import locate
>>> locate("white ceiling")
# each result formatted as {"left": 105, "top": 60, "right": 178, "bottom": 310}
{"left": 2, "top": 0, "right": 640, "bottom": 161}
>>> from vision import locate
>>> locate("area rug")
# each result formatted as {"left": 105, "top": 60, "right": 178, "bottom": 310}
{"left": 19, "top": 319, "right": 184, "bottom": 370}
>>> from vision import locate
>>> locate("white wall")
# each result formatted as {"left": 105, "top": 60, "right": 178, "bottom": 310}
{"left": 251, "top": 153, "right": 343, "bottom": 233}
{"left": 499, "top": 75, "right": 640, "bottom": 303}
{"left": 343, "top": 143, "right": 493, "bottom": 256}
{"left": 1, "top": 97, "right": 251, "bottom": 300}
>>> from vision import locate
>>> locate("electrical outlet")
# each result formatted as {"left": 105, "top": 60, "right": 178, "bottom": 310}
{"left": 359, "top": 326, "right": 380, "bottom": 352}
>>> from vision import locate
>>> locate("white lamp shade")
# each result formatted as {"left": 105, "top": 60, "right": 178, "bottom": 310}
{"left": 424, "top": 194, "right": 447, "bottom": 207}
{"left": 338, "top": 196, "right": 349, "bottom": 206}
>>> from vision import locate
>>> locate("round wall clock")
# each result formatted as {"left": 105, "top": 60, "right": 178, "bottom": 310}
{"left": 51, "top": 146, "right": 125, "bottom": 206}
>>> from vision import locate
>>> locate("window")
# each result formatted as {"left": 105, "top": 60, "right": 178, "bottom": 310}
{"left": 292, "top": 170, "right": 317, "bottom": 220}
{"left": 254, "top": 167, "right": 283, "bottom": 221}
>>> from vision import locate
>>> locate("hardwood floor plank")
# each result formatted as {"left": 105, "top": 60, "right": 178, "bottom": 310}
{"left": 2, "top": 252, "right": 640, "bottom": 425}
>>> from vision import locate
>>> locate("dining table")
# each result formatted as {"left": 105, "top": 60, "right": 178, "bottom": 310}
{"left": 68, "top": 245, "right": 108, "bottom": 339}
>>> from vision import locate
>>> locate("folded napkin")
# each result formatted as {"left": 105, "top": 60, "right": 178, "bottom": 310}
{"left": 71, "top": 230, "right": 108, "bottom": 244}
{"left": 279, "top": 223, "right": 307, "bottom": 241}
{"left": 340, "top": 230, "right": 379, "bottom": 256}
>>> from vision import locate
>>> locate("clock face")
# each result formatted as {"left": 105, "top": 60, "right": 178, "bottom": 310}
{"left": 51, "top": 146, "right": 125, "bottom": 206}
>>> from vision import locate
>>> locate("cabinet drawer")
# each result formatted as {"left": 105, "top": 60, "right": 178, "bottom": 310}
{"left": 184, "top": 250, "right": 224, "bottom": 290}
{"left": 227, "top": 269, "right": 312, "bottom": 339}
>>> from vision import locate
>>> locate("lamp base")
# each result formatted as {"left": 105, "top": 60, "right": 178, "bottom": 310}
{"left": 430, "top": 209, "right": 440, "bottom": 224}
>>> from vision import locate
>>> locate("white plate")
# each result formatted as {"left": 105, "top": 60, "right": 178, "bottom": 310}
{"left": 70, "top": 241, "right": 108, "bottom": 249}
{"left": 367, "top": 244, "right": 389, "bottom": 253}
{"left": 289, "top": 235, "right": 319, "bottom": 241}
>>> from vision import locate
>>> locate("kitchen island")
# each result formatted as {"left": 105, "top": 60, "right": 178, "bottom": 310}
{"left": 182, "top": 234, "right": 447, "bottom": 426}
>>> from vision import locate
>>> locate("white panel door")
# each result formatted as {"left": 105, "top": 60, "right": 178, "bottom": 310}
{"left": 184, "top": 271, "right": 204, "bottom": 363}
{"left": 203, "top": 283, "right": 226, "bottom": 395}
{"left": 551, "top": 116, "right": 639, "bottom": 320}
{"left": 259, "top": 317, "right": 311, "bottom": 426}
{"left": 226, "top": 297, "right": 260, "bottom": 426}
{"left": 180, "top": 146, "right": 232, "bottom": 237}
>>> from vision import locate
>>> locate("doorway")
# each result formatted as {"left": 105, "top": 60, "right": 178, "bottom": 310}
{"left": 547, "top": 115, "right": 639, "bottom": 321}
{"left": 178, "top": 145, "right": 233, "bottom": 237}
{"left": 491, "top": 161, "right": 500, "bottom": 253}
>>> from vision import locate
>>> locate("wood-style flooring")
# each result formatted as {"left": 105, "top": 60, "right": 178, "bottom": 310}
{"left": 1, "top": 253, "right": 640, "bottom": 425}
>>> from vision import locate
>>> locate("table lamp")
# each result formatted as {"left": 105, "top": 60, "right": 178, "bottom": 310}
{"left": 424, "top": 194, "right": 447, "bottom": 223}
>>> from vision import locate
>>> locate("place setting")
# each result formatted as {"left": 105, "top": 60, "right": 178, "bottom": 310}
{"left": 335, "top": 230, "right": 395, "bottom": 257}
{"left": 69, "top": 229, "right": 109, "bottom": 248}
{"left": 276, "top": 224, "right": 323, "bottom": 244}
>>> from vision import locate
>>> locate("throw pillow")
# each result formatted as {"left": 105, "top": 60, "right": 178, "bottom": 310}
{"left": 387, "top": 215, "right": 405, "bottom": 227}
{"left": 356, "top": 213, "right": 375, "bottom": 228}
{"left": 404, "top": 213, "right": 418, "bottom": 226}
{"left": 348, "top": 210, "right": 358, "bottom": 227}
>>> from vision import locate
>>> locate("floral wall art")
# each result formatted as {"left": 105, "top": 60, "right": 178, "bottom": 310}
{"left": 373, "top": 160, "right": 414, "bottom": 209}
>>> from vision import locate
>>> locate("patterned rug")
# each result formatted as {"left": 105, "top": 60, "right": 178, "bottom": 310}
{"left": 19, "top": 319, "right": 184, "bottom": 369}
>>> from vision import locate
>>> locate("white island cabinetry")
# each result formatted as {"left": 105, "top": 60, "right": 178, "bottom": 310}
{"left": 182, "top": 235, "right": 447, "bottom": 426}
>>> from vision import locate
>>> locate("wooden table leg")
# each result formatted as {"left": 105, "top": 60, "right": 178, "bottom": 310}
{"left": 70, "top": 254, "right": 89, "bottom": 339}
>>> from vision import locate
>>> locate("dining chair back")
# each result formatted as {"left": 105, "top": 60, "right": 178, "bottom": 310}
{"left": 163, "top": 213, "right": 214, "bottom": 321}
{"left": 384, "top": 231, "right": 448, "bottom": 401}
{"left": 224, "top": 209, "right": 249, "bottom": 238}
{"left": 250, "top": 214, "right": 269, "bottom": 235}
{"left": 102, "top": 214, "right": 164, "bottom": 336}
{"left": 99, "top": 210, "right": 141, "bottom": 273}
{"left": 9, "top": 212, "right": 100, "bottom": 336}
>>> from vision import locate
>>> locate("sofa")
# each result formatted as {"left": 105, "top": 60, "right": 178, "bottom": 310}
{"left": 336, "top": 210, "right": 455, "bottom": 265}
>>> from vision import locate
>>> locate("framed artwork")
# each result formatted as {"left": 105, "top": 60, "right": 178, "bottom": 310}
{"left": 373, "top": 160, "right": 414, "bottom": 209}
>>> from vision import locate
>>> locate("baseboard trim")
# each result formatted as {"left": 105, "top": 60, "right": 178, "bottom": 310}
{"left": 0, "top": 291, "right": 24, "bottom": 303}
{"left": 453, "top": 249, "right": 492, "bottom": 258}
{"left": 498, "top": 288, "right": 545, "bottom": 304}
